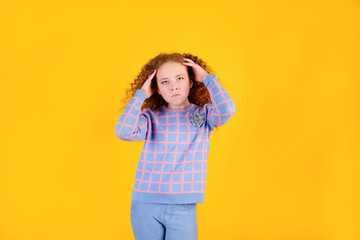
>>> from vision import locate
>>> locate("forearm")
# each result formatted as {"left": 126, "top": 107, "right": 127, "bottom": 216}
{"left": 204, "top": 74, "right": 236, "bottom": 127}
{"left": 115, "top": 89, "right": 148, "bottom": 141}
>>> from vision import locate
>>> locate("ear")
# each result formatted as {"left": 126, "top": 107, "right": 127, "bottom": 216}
{"left": 190, "top": 79, "right": 193, "bottom": 88}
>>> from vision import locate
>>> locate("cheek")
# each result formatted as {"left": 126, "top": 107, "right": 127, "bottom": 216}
{"left": 158, "top": 86, "right": 168, "bottom": 97}
{"left": 157, "top": 85, "right": 164, "bottom": 94}
{"left": 185, "top": 83, "right": 191, "bottom": 93}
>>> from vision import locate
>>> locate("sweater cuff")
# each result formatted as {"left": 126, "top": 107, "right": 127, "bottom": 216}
{"left": 135, "top": 89, "right": 147, "bottom": 101}
{"left": 204, "top": 74, "right": 218, "bottom": 87}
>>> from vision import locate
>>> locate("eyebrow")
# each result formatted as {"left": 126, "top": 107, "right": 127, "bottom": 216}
{"left": 159, "top": 74, "right": 185, "bottom": 81}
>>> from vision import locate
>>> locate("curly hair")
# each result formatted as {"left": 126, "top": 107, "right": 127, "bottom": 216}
{"left": 120, "top": 52, "right": 216, "bottom": 111}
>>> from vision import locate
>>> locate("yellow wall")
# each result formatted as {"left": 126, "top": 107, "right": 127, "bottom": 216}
{"left": 1, "top": 0, "right": 359, "bottom": 239}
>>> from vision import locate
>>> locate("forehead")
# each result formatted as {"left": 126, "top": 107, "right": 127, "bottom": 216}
{"left": 156, "top": 61, "right": 187, "bottom": 78}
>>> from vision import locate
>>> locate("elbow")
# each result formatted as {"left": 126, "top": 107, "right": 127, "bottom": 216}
{"left": 227, "top": 104, "right": 237, "bottom": 122}
{"left": 228, "top": 104, "right": 237, "bottom": 116}
{"left": 115, "top": 129, "right": 124, "bottom": 140}
{"left": 214, "top": 104, "right": 237, "bottom": 127}
{"left": 115, "top": 126, "right": 131, "bottom": 140}
{"left": 227, "top": 100, "right": 237, "bottom": 118}
{"left": 115, "top": 126, "right": 144, "bottom": 142}
{"left": 220, "top": 102, "right": 237, "bottom": 117}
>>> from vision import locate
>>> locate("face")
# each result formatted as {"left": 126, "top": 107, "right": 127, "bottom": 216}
{"left": 156, "top": 61, "right": 193, "bottom": 109}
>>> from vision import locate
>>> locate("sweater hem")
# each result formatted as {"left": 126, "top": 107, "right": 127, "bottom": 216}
{"left": 132, "top": 190, "right": 205, "bottom": 204}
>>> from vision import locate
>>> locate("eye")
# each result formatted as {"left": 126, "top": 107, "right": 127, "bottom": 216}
{"left": 177, "top": 77, "right": 184, "bottom": 80}
{"left": 161, "top": 80, "right": 168, "bottom": 84}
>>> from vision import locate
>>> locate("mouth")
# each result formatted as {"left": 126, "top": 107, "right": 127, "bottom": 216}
{"left": 171, "top": 94, "right": 180, "bottom": 97}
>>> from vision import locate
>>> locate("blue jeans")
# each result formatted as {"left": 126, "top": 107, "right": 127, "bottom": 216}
{"left": 130, "top": 200, "right": 198, "bottom": 240}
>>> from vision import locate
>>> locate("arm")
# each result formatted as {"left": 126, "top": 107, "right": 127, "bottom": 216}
{"left": 204, "top": 74, "right": 237, "bottom": 130}
{"left": 115, "top": 89, "right": 149, "bottom": 141}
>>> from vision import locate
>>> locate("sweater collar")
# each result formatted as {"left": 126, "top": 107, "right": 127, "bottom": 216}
{"left": 162, "top": 103, "right": 194, "bottom": 112}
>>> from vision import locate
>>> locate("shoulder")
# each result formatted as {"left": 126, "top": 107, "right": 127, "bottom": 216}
{"left": 141, "top": 106, "right": 165, "bottom": 116}
{"left": 193, "top": 103, "right": 214, "bottom": 113}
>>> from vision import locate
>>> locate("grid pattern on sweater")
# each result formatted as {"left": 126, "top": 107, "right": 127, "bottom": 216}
{"left": 116, "top": 74, "right": 236, "bottom": 203}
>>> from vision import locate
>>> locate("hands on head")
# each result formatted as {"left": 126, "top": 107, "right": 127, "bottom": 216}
{"left": 141, "top": 69, "right": 157, "bottom": 99}
{"left": 182, "top": 58, "right": 210, "bottom": 83}
{"left": 141, "top": 58, "right": 210, "bottom": 99}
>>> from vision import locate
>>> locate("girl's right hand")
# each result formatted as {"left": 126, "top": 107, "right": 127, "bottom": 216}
{"left": 141, "top": 69, "right": 157, "bottom": 98}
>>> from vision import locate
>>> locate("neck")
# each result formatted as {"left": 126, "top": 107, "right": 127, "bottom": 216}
{"left": 166, "top": 100, "right": 191, "bottom": 110}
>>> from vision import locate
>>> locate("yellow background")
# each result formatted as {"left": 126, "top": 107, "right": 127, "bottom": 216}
{"left": 1, "top": 0, "right": 359, "bottom": 239}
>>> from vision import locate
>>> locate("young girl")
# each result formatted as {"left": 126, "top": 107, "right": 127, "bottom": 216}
{"left": 116, "top": 52, "right": 236, "bottom": 240}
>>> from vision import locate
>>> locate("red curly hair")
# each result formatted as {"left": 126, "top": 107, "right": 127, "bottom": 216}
{"left": 121, "top": 52, "right": 216, "bottom": 111}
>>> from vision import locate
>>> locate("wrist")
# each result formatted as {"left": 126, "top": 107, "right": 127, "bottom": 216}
{"left": 140, "top": 88, "right": 149, "bottom": 98}
{"left": 204, "top": 74, "right": 217, "bottom": 87}
{"left": 202, "top": 74, "right": 209, "bottom": 83}
{"left": 136, "top": 89, "right": 148, "bottom": 101}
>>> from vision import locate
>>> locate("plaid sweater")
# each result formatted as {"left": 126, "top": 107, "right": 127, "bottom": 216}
{"left": 116, "top": 74, "right": 236, "bottom": 204}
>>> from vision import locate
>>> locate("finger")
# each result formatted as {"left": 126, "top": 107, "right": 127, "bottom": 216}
{"left": 150, "top": 69, "right": 157, "bottom": 76}
{"left": 182, "top": 60, "right": 195, "bottom": 66}
{"left": 182, "top": 61, "right": 193, "bottom": 66}
{"left": 183, "top": 57, "right": 192, "bottom": 61}
{"left": 146, "top": 70, "right": 157, "bottom": 82}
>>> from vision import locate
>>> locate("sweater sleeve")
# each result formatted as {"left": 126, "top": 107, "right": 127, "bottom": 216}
{"left": 203, "top": 74, "right": 237, "bottom": 130}
{"left": 115, "top": 89, "right": 149, "bottom": 141}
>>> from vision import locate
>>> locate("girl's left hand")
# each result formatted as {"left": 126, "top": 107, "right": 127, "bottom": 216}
{"left": 182, "top": 58, "right": 209, "bottom": 83}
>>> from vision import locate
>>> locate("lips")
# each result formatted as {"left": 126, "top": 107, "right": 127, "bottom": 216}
{"left": 171, "top": 94, "right": 180, "bottom": 97}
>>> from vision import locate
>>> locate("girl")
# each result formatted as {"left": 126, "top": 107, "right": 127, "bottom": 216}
{"left": 116, "top": 52, "right": 236, "bottom": 240}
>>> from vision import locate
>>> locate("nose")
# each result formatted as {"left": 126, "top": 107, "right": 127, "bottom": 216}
{"left": 170, "top": 84, "right": 179, "bottom": 91}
